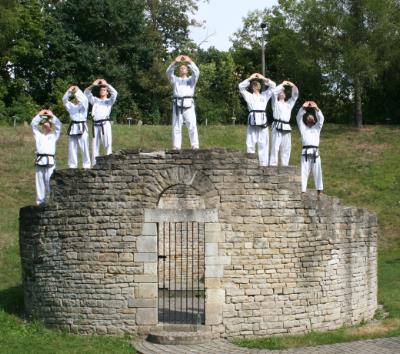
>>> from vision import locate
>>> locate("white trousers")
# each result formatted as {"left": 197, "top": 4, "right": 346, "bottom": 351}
{"left": 301, "top": 155, "right": 323, "bottom": 192}
{"left": 35, "top": 165, "right": 55, "bottom": 205}
{"left": 246, "top": 125, "right": 269, "bottom": 166}
{"left": 270, "top": 128, "right": 291, "bottom": 166}
{"left": 69, "top": 131, "right": 91, "bottom": 168}
{"left": 92, "top": 121, "right": 112, "bottom": 165}
{"left": 172, "top": 106, "right": 199, "bottom": 150}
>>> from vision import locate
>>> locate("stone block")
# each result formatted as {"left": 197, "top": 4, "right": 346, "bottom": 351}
{"left": 205, "top": 231, "right": 225, "bottom": 243}
{"left": 99, "top": 253, "right": 118, "bottom": 262}
{"left": 205, "top": 243, "right": 218, "bottom": 256}
{"left": 133, "top": 275, "right": 158, "bottom": 283}
{"left": 144, "top": 263, "right": 158, "bottom": 275}
{"left": 205, "top": 264, "right": 224, "bottom": 278}
{"left": 134, "top": 252, "right": 157, "bottom": 263}
{"left": 205, "top": 303, "right": 222, "bottom": 325}
{"left": 141, "top": 223, "right": 157, "bottom": 236}
{"left": 128, "top": 298, "right": 157, "bottom": 308}
{"left": 138, "top": 283, "right": 157, "bottom": 299}
{"left": 207, "top": 288, "right": 225, "bottom": 303}
{"left": 136, "top": 308, "right": 157, "bottom": 325}
{"left": 136, "top": 236, "right": 157, "bottom": 253}
{"left": 205, "top": 256, "right": 231, "bottom": 265}
{"left": 205, "top": 277, "right": 221, "bottom": 289}
{"left": 119, "top": 253, "right": 133, "bottom": 262}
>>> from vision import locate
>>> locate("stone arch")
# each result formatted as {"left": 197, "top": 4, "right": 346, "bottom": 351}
{"left": 153, "top": 166, "right": 219, "bottom": 208}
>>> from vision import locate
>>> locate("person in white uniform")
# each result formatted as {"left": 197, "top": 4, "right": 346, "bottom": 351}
{"left": 62, "top": 85, "right": 91, "bottom": 169}
{"left": 239, "top": 73, "right": 276, "bottom": 166}
{"left": 166, "top": 54, "right": 200, "bottom": 150}
{"left": 270, "top": 80, "right": 299, "bottom": 166}
{"left": 84, "top": 79, "right": 118, "bottom": 164}
{"left": 31, "top": 109, "right": 62, "bottom": 206}
{"left": 296, "top": 101, "right": 325, "bottom": 196}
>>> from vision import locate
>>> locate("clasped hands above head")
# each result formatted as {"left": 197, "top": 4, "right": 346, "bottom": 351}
{"left": 38, "top": 108, "right": 54, "bottom": 117}
{"left": 92, "top": 79, "right": 108, "bottom": 86}
{"left": 174, "top": 54, "right": 192, "bottom": 63}
{"left": 302, "top": 101, "right": 319, "bottom": 110}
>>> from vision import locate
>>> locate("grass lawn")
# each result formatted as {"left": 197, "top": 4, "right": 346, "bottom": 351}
{"left": 0, "top": 123, "right": 399, "bottom": 352}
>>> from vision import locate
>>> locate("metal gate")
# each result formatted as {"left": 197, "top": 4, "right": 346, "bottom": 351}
{"left": 158, "top": 221, "right": 205, "bottom": 324}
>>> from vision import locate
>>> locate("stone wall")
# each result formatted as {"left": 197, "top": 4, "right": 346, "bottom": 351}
{"left": 19, "top": 149, "right": 377, "bottom": 338}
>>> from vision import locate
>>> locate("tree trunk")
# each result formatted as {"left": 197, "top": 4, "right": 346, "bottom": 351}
{"left": 354, "top": 79, "right": 363, "bottom": 129}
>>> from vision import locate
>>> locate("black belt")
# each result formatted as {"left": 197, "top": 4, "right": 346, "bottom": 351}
{"left": 35, "top": 153, "right": 55, "bottom": 167}
{"left": 302, "top": 145, "right": 319, "bottom": 162}
{"left": 92, "top": 118, "right": 111, "bottom": 137}
{"left": 67, "top": 120, "right": 87, "bottom": 136}
{"left": 173, "top": 96, "right": 194, "bottom": 115}
{"left": 273, "top": 118, "right": 290, "bottom": 131}
{"left": 248, "top": 110, "right": 267, "bottom": 128}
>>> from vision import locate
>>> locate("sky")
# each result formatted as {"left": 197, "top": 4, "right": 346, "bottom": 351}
{"left": 189, "top": 0, "right": 278, "bottom": 51}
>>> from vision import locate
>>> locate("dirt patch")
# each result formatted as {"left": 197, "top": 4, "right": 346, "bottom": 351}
{"left": 347, "top": 319, "right": 400, "bottom": 336}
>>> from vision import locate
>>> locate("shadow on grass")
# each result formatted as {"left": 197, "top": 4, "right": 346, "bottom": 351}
{"left": 0, "top": 284, "right": 24, "bottom": 317}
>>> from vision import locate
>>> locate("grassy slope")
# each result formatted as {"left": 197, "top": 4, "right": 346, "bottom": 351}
{"left": 0, "top": 124, "right": 399, "bottom": 352}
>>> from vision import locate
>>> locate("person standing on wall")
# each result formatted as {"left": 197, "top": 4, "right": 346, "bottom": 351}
{"left": 62, "top": 85, "right": 91, "bottom": 169}
{"left": 166, "top": 54, "right": 200, "bottom": 150}
{"left": 239, "top": 73, "right": 276, "bottom": 166}
{"left": 31, "top": 109, "right": 62, "bottom": 206}
{"left": 84, "top": 79, "right": 118, "bottom": 165}
{"left": 269, "top": 80, "right": 299, "bottom": 166}
{"left": 296, "top": 101, "right": 325, "bottom": 197}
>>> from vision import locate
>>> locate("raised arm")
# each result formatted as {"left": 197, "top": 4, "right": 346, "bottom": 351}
{"left": 238, "top": 78, "right": 252, "bottom": 100}
{"left": 296, "top": 107, "right": 307, "bottom": 134}
{"left": 261, "top": 77, "right": 276, "bottom": 100}
{"left": 315, "top": 108, "right": 324, "bottom": 130}
{"left": 84, "top": 81, "right": 97, "bottom": 105}
{"left": 287, "top": 82, "right": 299, "bottom": 108}
{"left": 186, "top": 56, "right": 200, "bottom": 85}
{"left": 31, "top": 114, "right": 43, "bottom": 138}
{"left": 62, "top": 89, "right": 72, "bottom": 109}
{"left": 51, "top": 114, "right": 62, "bottom": 141}
{"left": 107, "top": 84, "right": 118, "bottom": 104}
{"left": 75, "top": 88, "right": 88, "bottom": 109}
{"left": 166, "top": 59, "right": 177, "bottom": 84}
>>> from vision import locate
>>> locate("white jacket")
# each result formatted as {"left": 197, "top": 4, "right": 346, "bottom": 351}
{"left": 166, "top": 62, "right": 200, "bottom": 108}
{"left": 31, "top": 114, "right": 62, "bottom": 166}
{"left": 296, "top": 107, "right": 325, "bottom": 156}
{"left": 84, "top": 84, "right": 118, "bottom": 121}
{"left": 271, "top": 84, "right": 299, "bottom": 131}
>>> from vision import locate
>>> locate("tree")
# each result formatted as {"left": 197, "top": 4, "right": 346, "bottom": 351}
{"left": 231, "top": 0, "right": 400, "bottom": 126}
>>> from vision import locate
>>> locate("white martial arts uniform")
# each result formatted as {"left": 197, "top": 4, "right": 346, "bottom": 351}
{"left": 296, "top": 107, "right": 325, "bottom": 192}
{"left": 84, "top": 84, "right": 118, "bottom": 164}
{"left": 62, "top": 89, "right": 91, "bottom": 169}
{"left": 166, "top": 62, "right": 200, "bottom": 150}
{"left": 239, "top": 78, "right": 276, "bottom": 166}
{"left": 31, "top": 115, "right": 62, "bottom": 205}
{"left": 270, "top": 84, "right": 299, "bottom": 166}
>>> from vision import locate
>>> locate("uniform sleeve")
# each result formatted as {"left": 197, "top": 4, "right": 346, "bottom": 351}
{"left": 188, "top": 62, "right": 200, "bottom": 86}
{"left": 166, "top": 63, "right": 177, "bottom": 85}
{"left": 84, "top": 88, "right": 95, "bottom": 105}
{"left": 62, "top": 90, "right": 72, "bottom": 110}
{"left": 51, "top": 115, "right": 62, "bottom": 141}
{"left": 315, "top": 110, "right": 324, "bottom": 130}
{"left": 75, "top": 89, "right": 88, "bottom": 110}
{"left": 271, "top": 83, "right": 284, "bottom": 106}
{"left": 107, "top": 84, "right": 118, "bottom": 105}
{"left": 31, "top": 114, "right": 42, "bottom": 138}
{"left": 296, "top": 107, "right": 306, "bottom": 134}
{"left": 261, "top": 79, "right": 276, "bottom": 100}
{"left": 288, "top": 86, "right": 299, "bottom": 109}
{"left": 238, "top": 79, "right": 251, "bottom": 101}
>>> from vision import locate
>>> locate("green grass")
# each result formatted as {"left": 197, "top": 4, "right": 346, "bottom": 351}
{"left": 0, "top": 123, "right": 399, "bottom": 352}
{"left": 234, "top": 321, "right": 400, "bottom": 350}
